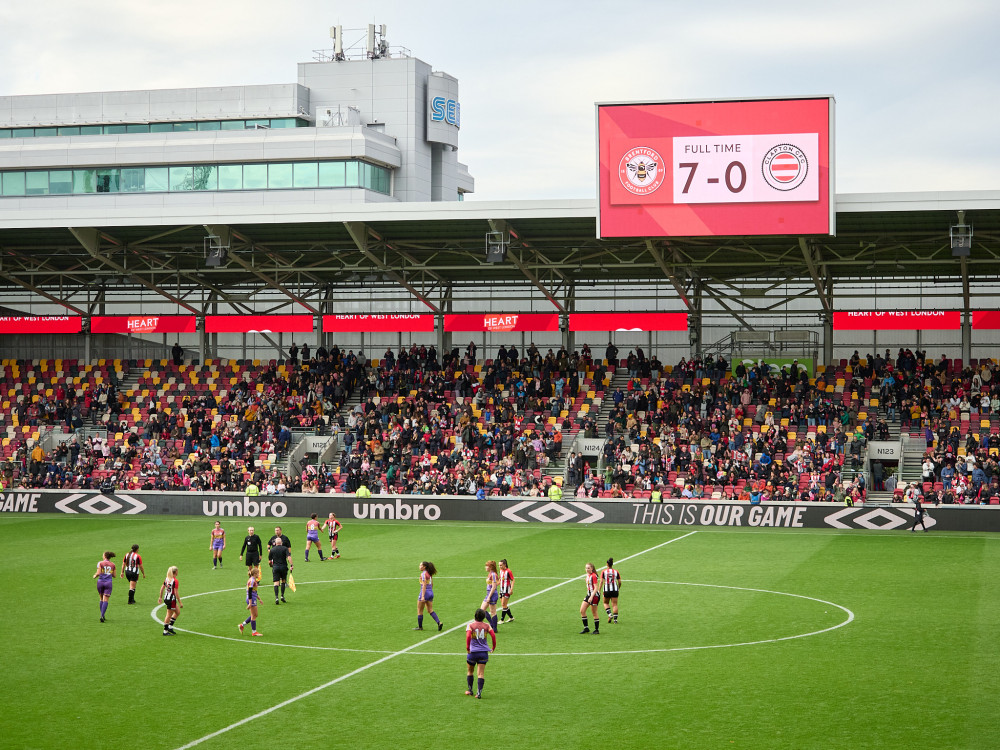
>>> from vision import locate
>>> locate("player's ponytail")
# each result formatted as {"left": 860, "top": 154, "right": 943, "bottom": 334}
{"left": 607, "top": 557, "right": 614, "bottom": 567}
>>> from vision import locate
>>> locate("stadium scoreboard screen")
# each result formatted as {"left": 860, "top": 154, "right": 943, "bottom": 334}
{"left": 596, "top": 97, "right": 835, "bottom": 238}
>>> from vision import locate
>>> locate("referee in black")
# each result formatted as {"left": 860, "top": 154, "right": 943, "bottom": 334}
{"left": 268, "top": 526, "right": 291, "bottom": 551}
{"left": 240, "top": 526, "right": 263, "bottom": 572}
{"left": 268, "top": 536, "right": 293, "bottom": 604}
{"left": 910, "top": 495, "right": 929, "bottom": 532}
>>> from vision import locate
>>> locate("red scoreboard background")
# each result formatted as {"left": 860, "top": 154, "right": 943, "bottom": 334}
{"left": 597, "top": 97, "right": 834, "bottom": 238}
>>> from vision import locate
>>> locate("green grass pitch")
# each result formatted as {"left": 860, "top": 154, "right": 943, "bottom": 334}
{"left": 3, "top": 514, "right": 999, "bottom": 749}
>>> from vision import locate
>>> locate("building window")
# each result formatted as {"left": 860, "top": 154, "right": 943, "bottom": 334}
{"left": 0, "top": 160, "right": 392, "bottom": 198}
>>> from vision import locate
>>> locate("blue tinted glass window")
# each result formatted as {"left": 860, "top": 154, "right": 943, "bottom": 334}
{"left": 72, "top": 170, "right": 96, "bottom": 194}
{"left": 197, "top": 121, "right": 221, "bottom": 131}
{"left": 120, "top": 168, "right": 144, "bottom": 192}
{"left": 2, "top": 172, "right": 26, "bottom": 196}
{"left": 25, "top": 172, "right": 49, "bottom": 195}
{"left": 49, "top": 170, "right": 72, "bottom": 194}
{"left": 95, "top": 169, "right": 120, "bottom": 193}
{"left": 103, "top": 125, "right": 126, "bottom": 135}
{"left": 293, "top": 162, "right": 318, "bottom": 188}
{"left": 150, "top": 123, "right": 173, "bottom": 133}
{"left": 169, "top": 166, "right": 193, "bottom": 191}
{"left": 268, "top": 118, "right": 296, "bottom": 128}
{"left": 191, "top": 165, "right": 217, "bottom": 191}
{"left": 80, "top": 126, "right": 102, "bottom": 135}
{"left": 268, "top": 163, "right": 293, "bottom": 189}
{"left": 220, "top": 120, "right": 245, "bottom": 130}
{"left": 13, "top": 128, "right": 34, "bottom": 138}
{"left": 218, "top": 164, "right": 242, "bottom": 190}
{"left": 34, "top": 127, "right": 57, "bottom": 138}
{"left": 145, "top": 167, "right": 168, "bottom": 192}
{"left": 344, "top": 161, "right": 359, "bottom": 186}
{"left": 318, "top": 161, "right": 345, "bottom": 187}
{"left": 0, "top": 130, "right": 10, "bottom": 139}
{"left": 126, "top": 124, "right": 149, "bottom": 133}
{"left": 173, "top": 122, "right": 197, "bottom": 132}
{"left": 243, "top": 164, "right": 267, "bottom": 189}
{"left": 57, "top": 127, "right": 80, "bottom": 136}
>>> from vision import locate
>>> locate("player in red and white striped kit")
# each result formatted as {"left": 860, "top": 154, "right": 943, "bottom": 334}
{"left": 579, "top": 562, "right": 600, "bottom": 634}
{"left": 120, "top": 544, "right": 145, "bottom": 605}
{"left": 601, "top": 557, "right": 621, "bottom": 624}
{"left": 498, "top": 559, "right": 515, "bottom": 624}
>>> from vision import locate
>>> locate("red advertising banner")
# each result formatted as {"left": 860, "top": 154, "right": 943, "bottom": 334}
{"left": 205, "top": 315, "right": 314, "bottom": 334}
{"left": 833, "top": 311, "right": 961, "bottom": 331}
{"left": 91, "top": 315, "right": 197, "bottom": 334}
{"left": 972, "top": 311, "right": 1000, "bottom": 330}
{"left": 597, "top": 97, "right": 834, "bottom": 238}
{"left": 444, "top": 313, "right": 560, "bottom": 333}
{"left": 0, "top": 316, "right": 82, "bottom": 334}
{"left": 322, "top": 314, "right": 436, "bottom": 333}
{"left": 569, "top": 312, "right": 688, "bottom": 332}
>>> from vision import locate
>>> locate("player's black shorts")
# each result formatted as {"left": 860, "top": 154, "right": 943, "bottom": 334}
{"left": 467, "top": 651, "right": 490, "bottom": 665}
{"left": 245, "top": 555, "right": 261, "bottom": 566}
{"left": 164, "top": 597, "right": 178, "bottom": 610}
{"left": 603, "top": 590, "right": 619, "bottom": 600}
{"left": 583, "top": 594, "right": 600, "bottom": 606}
{"left": 125, "top": 571, "right": 139, "bottom": 582}
{"left": 272, "top": 566, "right": 288, "bottom": 583}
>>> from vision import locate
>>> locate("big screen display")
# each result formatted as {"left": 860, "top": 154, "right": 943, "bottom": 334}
{"left": 597, "top": 97, "right": 834, "bottom": 238}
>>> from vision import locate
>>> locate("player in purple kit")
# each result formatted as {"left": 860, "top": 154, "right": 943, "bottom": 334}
{"left": 239, "top": 566, "right": 264, "bottom": 636}
{"left": 465, "top": 608, "right": 497, "bottom": 699}
{"left": 415, "top": 561, "right": 443, "bottom": 631}
{"left": 92, "top": 550, "right": 116, "bottom": 622}
{"left": 482, "top": 560, "right": 499, "bottom": 630}
{"left": 210, "top": 521, "right": 226, "bottom": 569}
{"left": 304, "top": 514, "right": 326, "bottom": 561}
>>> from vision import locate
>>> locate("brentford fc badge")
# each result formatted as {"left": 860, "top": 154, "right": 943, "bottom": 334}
{"left": 762, "top": 143, "right": 809, "bottom": 191}
{"left": 619, "top": 147, "right": 665, "bottom": 196}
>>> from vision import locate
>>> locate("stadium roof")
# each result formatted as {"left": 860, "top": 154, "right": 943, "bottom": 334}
{"left": 0, "top": 190, "right": 998, "bottom": 316}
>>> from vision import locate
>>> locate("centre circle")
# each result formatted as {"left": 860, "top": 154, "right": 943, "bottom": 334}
{"left": 149, "top": 576, "right": 854, "bottom": 656}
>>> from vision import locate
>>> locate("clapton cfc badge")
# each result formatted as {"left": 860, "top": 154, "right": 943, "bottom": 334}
{"left": 761, "top": 144, "right": 808, "bottom": 191}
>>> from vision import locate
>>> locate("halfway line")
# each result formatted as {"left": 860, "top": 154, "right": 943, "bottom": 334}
{"left": 174, "top": 529, "right": 697, "bottom": 749}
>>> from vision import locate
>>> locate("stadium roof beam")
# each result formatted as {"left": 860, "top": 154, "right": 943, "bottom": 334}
{"left": 645, "top": 239, "right": 694, "bottom": 310}
{"left": 489, "top": 219, "right": 566, "bottom": 313}
{"left": 343, "top": 221, "right": 441, "bottom": 314}
{"left": 205, "top": 225, "right": 320, "bottom": 315}
{"left": 798, "top": 238, "right": 833, "bottom": 316}
{"left": 68, "top": 227, "right": 200, "bottom": 315}
{"left": 0, "top": 270, "right": 85, "bottom": 315}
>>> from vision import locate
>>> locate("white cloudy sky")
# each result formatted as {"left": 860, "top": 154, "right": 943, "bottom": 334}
{"left": 1, "top": 0, "right": 997, "bottom": 201}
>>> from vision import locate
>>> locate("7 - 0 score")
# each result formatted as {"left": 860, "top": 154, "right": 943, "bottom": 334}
{"left": 672, "top": 133, "right": 819, "bottom": 204}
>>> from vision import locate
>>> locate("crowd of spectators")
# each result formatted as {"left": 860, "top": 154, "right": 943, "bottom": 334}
{"left": 3, "top": 344, "right": 999, "bottom": 506}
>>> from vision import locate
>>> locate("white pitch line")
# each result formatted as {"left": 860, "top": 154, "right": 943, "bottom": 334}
{"left": 174, "top": 530, "right": 698, "bottom": 749}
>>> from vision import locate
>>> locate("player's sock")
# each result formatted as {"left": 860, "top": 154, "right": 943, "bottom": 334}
{"left": 506, "top": 607, "right": 513, "bottom": 620}
{"left": 213, "top": 558, "right": 217, "bottom": 568}
{"left": 417, "top": 615, "right": 424, "bottom": 629}
{"left": 582, "top": 617, "right": 588, "bottom": 628}
{"left": 280, "top": 582, "right": 286, "bottom": 596}
{"left": 491, "top": 615, "right": 498, "bottom": 630}
{"left": 305, "top": 550, "right": 309, "bottom": 561}
{"left": 477, "top": 678, "right": 484, "bottom": 696}
{"left": 429, "top": 611, "right": 441, "bottom": 626}
{"left": 613, "top": 613, "right": 618, "bottom": 623}
{"left": 218, "top": 557, "right": 222, "bottom": 567}
{"left": 467, "top": 674, "right": 474, "bottom": 690}
{"left": 251, "top": 619, "right": 256, "bottom": 630}
{"left": 274, "top": 584, "right": 280, "bottom": 599}
{"left": 500, "top": 609, "right": 506, "bottom": 621}
{"left": 319, "top": 550, "right": 325, "bottom": 561}
{"left": 605, "top": 606, "right": 611, "bottom": 615}
{"left": 128, "top": 589, "right": 134, "bottom": 603}
{"left": 243, "top": 616, "right": 252, "bottom": 625}
{"left": 100, "top": 601, "right": 108, "bottom": 618}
